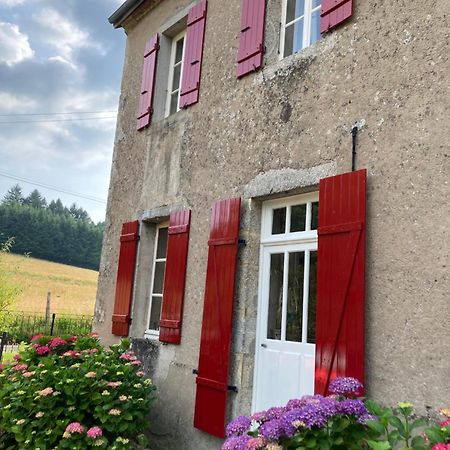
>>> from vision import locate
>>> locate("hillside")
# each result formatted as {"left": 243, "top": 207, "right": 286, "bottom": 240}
{"left": 2, "top": 253, "right": 98, "bottom": 316}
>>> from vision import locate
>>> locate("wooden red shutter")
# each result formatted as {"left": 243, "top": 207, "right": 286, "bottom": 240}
{"left": 315, "top": 169, "right": 366, "bottom": 395}
{"left": 320, "top": 0, "right": 353, "bottom": 34}
{"left": 194, "top": 198, "right": 241, "bottom": 438}
{"left": 179, "top": 0, "right": 207, "bottom": 109}
{"left": 236, "top": 0, "right": 266, "bottom": 78}
{"left": 112, "top": 220, "right": 140, "bottom": 336}
{"left": 137, "top": 34, "right": 159, "bottom": 131}
{"left": 159, "top": 209, "right": 191, "bottom": 344}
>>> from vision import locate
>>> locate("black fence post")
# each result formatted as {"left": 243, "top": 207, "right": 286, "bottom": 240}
{"left": 0, "top": 332, "right": 7, "bottom": 362}
{"left": 50, "top": 313, "right": 56, "bottom": 336}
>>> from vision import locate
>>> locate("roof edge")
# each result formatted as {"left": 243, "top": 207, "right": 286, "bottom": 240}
{"left": 108, "top": 0, "right": 147, "bottom": 28}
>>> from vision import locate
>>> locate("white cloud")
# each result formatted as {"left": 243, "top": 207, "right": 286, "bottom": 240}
{"left": 0, "top": 21, "right": 34, "bottom": 66}
{"left": 0, "top": 0, "right": 26, "bottom": 6}
{"left": 0, "top": 91, "right": 37, "bottom": 113}
{"left": 33, "top": 8, "right": 103, "bottom": 65}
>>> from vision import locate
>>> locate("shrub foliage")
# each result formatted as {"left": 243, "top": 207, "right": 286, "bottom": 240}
{"left": 0, "top": 334, "right": 155, "bottom": 449}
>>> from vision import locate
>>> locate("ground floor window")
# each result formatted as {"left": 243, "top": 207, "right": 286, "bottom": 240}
{"left": 253, "top": 192, "right": 318, "bottom": 412}
{"left": 145, "top": 222, "right": 169, "bottom": 338}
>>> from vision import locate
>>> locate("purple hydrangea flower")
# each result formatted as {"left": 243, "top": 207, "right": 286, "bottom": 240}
{"left": 357, "top": 413, "right": 378, "bottom": 424}
{"left": 221, "top": 435, "right": 252, "bottom": 450}
{"left": 266, "top": 406, "right": 286, "bottom": 420}
{"left": 328, "top": 377, "right": 363, "bottom": 397}
{"left": 286, "top": 398, "right": 306, "bottom": 411}
{"left": 246, "top": 437, "right": 266, "bottom": 449}
{"left": 336, "top": 399, "right": 368, "bottom": 418}
{"left": 226, "top": 416, "right": 251, "bottom": 437}
{"left": 259, "top": 419, "right": 286, "bottom": 441}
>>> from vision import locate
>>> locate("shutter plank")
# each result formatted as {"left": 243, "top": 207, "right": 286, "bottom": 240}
{"left": 137, "top": 34, "right": 159, "bottom": 130}
{"left": 320, "top": 0, "right": 353, "bottom": 34}
{"left": 237, "top": 0, "right": 266, "bottom": 78}
{"left": 315, "top": 170, "right": 365, "bottom": 395}
{"left": 180, "top": 0, "right": 207, "bottom": 108}
{"left": 159, "top": 209, "right": 191, "bottom": 344}
{"left": 194, "top": 198, "right": 241, "bottom": 438}
{"left": 112, "top": 221, "right": 140, "bottom": 336}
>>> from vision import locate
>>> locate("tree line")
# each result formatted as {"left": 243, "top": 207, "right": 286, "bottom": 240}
{"left": 0, "top": 185, "right": 104, "bottom": 270}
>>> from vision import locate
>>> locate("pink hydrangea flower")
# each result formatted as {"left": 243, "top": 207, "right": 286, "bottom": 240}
{"left": 431, "top": 445, "right": 450, "bottom": 450}
{"left": 13, "top": 354, "right": 21, "bottom": 361}
{"left": 23, "top": 371, "right": 35, "bottom": 377}
{"left": 49, "top": 337, "right": 67, "bottom": 348}
{"left": 65, "top": 422, "right": 85, "bottom": 434}
{"left": 36, "top": 345, "right": 51, "bottom": 356}
{"left": 119, "top": 352, "right": 136, "bottom": 361}
{"left": 69, "top": 335, "right": 77, "bottom": 342}
{"left": 63, "top": 350, "right": 78, "bottom": 357}
{"left": 12, "top": 364, "right": 28, "bottom": 371}
{"left": 131, "top": 360, "right": 142, "bottom": 365}
{"left": 89, "top": 348, "right": 99, "bottom": 354}
{"left": 440, "top": 419, "right": 450, "bottom": 427}
{"left": 107, "top": 381, "right": 122, "bottom": 388}
{"left": 87, "top": 332, "right": 99, "bottom": 338}
{"left": 31, "top": 333, "right": 44, "bottom": 342}
{"left": 87, "top": 426, "right": 103, "bottom": 438}
{"left": 38, "top": 387, "right": 54, "bottom": 397}
{"left": 136, "top": 371, "right": 145, "bottom": 377}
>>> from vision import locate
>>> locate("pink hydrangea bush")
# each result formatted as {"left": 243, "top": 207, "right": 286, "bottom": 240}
{"left": 222, "top": 378, "right": 450, "bottom": 450}
{"left": 0, "top": 334, "right": 154, "bottom": 449}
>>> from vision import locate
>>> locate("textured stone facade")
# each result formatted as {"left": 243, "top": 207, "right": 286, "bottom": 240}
{"left": 95, "top": 1, "right": 450, "bottom": 448}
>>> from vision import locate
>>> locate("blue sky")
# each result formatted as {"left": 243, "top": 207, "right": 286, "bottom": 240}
{"left": 0, "top": 0, "right": 126, "bottom": 222}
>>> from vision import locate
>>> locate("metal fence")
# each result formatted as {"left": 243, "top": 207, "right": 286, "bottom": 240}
{"left": 0, "top": 312, "right": 93, "bottom": 345}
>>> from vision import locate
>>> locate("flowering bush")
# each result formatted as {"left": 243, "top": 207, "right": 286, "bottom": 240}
{"left": 0, "top": 333, "right": 155, "bottom": 449}
{"left": 222, "top": 377, "right": 450, "bottom": 450}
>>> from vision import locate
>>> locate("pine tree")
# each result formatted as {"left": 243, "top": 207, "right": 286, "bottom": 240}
{"left": 2, "top": 184, "right": 24, "bottom": 205}
{"left": 24, "top": 189, "right": 47, "bottom": 209}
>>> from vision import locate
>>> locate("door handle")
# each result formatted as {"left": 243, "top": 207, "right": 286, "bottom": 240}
{"left": 261, "top": 343, "right": 267, "bottom": 348}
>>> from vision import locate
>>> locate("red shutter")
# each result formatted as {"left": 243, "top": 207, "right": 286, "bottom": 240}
{"left": 112, "top": 220, "right": 140, "bottom": 336}
{"left": 179, "top": 0, "right": 207, "bottom": 109}
{"left": 320, "top": 0, "right": 353, "bottom": 34}
{"left": 314, "top": 169, "right": 366, "bottom": 395}
{"left": 159, "top": 209, "right": 191, "bottom": 344}
{"left": 137, "top": 34, "right": 159, "bottom": 131}
{"left": 194, "top": 198, "right": 241, "bottom": 438}
{"left": 236, "top": 0, "right": 266, "bottom": 78}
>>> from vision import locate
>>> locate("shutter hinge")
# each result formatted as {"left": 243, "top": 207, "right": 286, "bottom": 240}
{"left": 192, "top": 368, "right": 199, "bottom": 375}
{"left": 228, "top": 385, "right": 238, "bottom": 393}
{"left": 238, "top": 238, "right": 247, "bottom": 247}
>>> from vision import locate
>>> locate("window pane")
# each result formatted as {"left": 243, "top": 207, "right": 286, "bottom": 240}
{"left": 170, "top": 92, "right": 179, "bottom": 115}
{"left": 153, "top": 261, "right": 165, "bottom": 294}
{"left": 290, "top": 204, "right": 307, "bottom": 232}
{"left": 311, "top": 202, "right": 319, "bottom": 230}
{"left": 307, "top": 251, "right": 317, "bottom": 343}
{"left": 310, "top": 8, "right": 321, "bottom": 45}
{"left": 156, "top": 227, "right": 168, "bottom": 259}
{"left": 312, "top": 0, "right": 321, "bottom": 9}
{"left": 267, "top": 253, "right": 284, "bottom": 340}
{"left": 286, "top": 0, "right": 305, "bottom": 23}
{"left": 284, "top": 19, "right": 304, "bottom": 57}
{"left": 272, "top": 207, "right": 286, "bottom": 234}
{"left": 175, "top": 37, "right": 184, "bottom": 64}
{"left": 172, "top": 64, "right": 182, "bottom": 92}
{"left": 149, "top": 296, "right": 162, "bottom": 330}
{"left": 286, "top": 252, "right": 304, "bottom": 342}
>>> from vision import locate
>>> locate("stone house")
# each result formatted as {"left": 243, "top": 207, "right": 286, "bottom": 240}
{"left": 94, "top": 0, "right": 450, "bottom": 448}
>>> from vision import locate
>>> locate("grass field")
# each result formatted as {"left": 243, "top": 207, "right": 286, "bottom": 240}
{"left": 2, "top": 253, "right": 98, "bottom": 316}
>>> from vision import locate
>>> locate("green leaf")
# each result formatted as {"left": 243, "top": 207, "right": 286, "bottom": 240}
{"left": 366, "top": 419, "right": 386, "bottom": 435}
{"left": 367, "top": 440, "right": 392, "bottom": 450}
{"left": 388, "top": 415, "right": 406, "bottom": 433}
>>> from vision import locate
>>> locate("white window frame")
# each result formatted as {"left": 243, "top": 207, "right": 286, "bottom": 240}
{"left": 252, "top": 191, "right": 319, "bottom": 410}
{"left": 144, "top": 221, "right": 169, "bottom": 339}
{"left": 165, "top": 30, "right": 186, "bottom": 118}
{"left": 280, "top": 0, "right": 321, "bottom": 59}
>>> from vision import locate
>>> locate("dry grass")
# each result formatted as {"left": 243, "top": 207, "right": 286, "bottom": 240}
{"left": 2, "top": 253, "right": 98, "bottom": 316}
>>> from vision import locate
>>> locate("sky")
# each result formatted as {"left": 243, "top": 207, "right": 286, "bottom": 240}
{"left": 0, "top": 0, "right": 126, "bottom": 223}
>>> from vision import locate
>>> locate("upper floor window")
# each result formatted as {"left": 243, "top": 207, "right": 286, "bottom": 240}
{"left": 165, "top": 31, "right": 186, "bottom": 117}
{"left": 280, "top": 0, "right": 321, "bottom": 58}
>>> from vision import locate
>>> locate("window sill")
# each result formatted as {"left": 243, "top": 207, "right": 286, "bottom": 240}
{"left": 144, "top": 330, "right": 160, "bottom": 341}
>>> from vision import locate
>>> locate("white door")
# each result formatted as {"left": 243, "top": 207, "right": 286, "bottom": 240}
{"left": 253, "top": 194, "right": 318, "bottom": 412}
